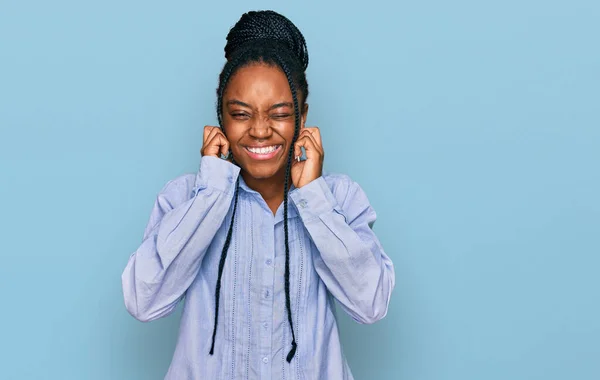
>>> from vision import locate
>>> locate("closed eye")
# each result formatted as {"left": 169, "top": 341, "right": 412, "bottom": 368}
{"left": 271, "top": 114, "right": 292, "bottom": 120}
{"left": 231, "top": 113, "right": 250, "bottom": 120}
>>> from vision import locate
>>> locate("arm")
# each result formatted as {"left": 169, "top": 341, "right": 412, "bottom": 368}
{"left": 289, "top": 176, "right": 395, "bottom": 324}
{"left": 121, "top": 156, "right": 240, "bottom": 322}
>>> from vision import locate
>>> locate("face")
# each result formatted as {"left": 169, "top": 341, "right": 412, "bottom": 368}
{"left": 222, "top": 62, "right": 308, "bottom": 182}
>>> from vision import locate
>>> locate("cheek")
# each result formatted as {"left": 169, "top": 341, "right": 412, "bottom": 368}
{"left": 274, "top": 121, "right": 297, "bottom": 142}
{"left": 222, "top": 122, "right": 244, "bottom": 141}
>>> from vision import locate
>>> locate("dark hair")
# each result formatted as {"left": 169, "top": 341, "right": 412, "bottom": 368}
{"left": 209, "top": 10, "right": 309, "bottom": 363}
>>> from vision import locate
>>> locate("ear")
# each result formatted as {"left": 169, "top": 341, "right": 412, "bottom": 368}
{"left": 301, "top": 103, "right": 309, "bottom": 128}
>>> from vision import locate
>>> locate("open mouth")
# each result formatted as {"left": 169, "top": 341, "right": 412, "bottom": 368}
{"left": 244, "top": 145, "right": 282, "bottom": 160}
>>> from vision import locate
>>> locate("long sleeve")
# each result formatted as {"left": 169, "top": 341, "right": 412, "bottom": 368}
{"left": 121, "top": 156, "right": 240, "bottom": 322}
{"left": 289, "top": 175, "right": 395, "bottom": 324}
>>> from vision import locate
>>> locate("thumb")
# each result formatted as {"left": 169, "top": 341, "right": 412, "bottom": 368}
{"left": 221, "top": 144, "right": 229, "bottom": 159}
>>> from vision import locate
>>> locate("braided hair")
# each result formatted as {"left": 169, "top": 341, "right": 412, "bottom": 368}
{"left": 209, "top": 10, "right": 309, "bottom": 363}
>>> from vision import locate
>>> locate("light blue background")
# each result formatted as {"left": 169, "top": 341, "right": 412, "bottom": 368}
{"left": 1, "top": 0, "right": 598, "bottom": 379}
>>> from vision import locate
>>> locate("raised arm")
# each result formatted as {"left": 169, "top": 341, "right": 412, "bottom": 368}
{"left": 121, "top": 156, "right": 240, "bottom": 322}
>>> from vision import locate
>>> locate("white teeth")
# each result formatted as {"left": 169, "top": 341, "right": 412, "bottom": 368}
{"left": 248, "top": 145, "right": 278, "bottom": 154}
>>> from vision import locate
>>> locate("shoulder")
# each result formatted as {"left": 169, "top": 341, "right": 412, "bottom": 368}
{"left": 321, "top": 171, "right": 369, "bottom": 209}
{"left": 316, "top": 171, "right": 377, "bottom": 225}
{"left": 321, "top": 170, "right": 353, "bottom": 193}
{"left": 142, "top": 173, "right": 197, "bottom": 233}
{"left": 155, "top": 173, "right": 197, "bottom": 205}
{"left": 161, "top": 173, "right": 196, "bottom": 193}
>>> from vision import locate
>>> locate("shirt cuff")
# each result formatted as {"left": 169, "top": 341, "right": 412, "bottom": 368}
{"left": 194, "top": 156, "right": 241, "bottom": 195}
{"left": 289, "top": 176, "right": 340, "bottom": 222}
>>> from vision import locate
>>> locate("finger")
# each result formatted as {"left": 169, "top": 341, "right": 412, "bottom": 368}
{"left": 293, "top": 137, "right": 303, "bottom": 159}
{"left": 294, "top": 128, "right": 320, "bottom": 158}
{"left": 203, "top": 126, "right": 211, "bottom": 142}
{"left": 294, "top": 134, "right": 320, "bottom": 160}
{"left": 203, "top": 125, "right": 218, "bottom": 143}
{"left": 217, "top": 133, "right": 230, "bottom": 158}
{"left": 212, "top": 131, "right": 230, "bottom": 157}
{"left": 294, "top": 133, "right": 310, "bottom": 159}
{"left": 206, "top": 132, "right": 230, "bottom": 157}
{"left": 205, "top": 127, "right": 220, "bottom": 145}
{"left": 298, "top": 129, "right": 322, "bottom": 155}
{"left": 201, "top": 128, "right": 220, "bottom": 156}
{"left": 304, "top": 127, "right": 322, "bottom": 149}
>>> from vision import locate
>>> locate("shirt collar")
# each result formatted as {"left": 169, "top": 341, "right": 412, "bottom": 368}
{"left": 237, "top": 175, "right": 299, "bottom": 223}
{"left": 237, "top": 174, "right": 297, "bottom": 193}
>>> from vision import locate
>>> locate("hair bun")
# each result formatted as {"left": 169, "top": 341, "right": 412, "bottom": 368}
{"left": 225, "top": 10, "right": 309, "bottom": 71}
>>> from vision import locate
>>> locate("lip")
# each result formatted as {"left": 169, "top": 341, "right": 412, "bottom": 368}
{"left": 244, "top": 145, "right": 282, "bottom": 160}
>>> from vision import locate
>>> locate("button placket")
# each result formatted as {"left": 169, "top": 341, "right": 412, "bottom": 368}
{"left": 258, "top": 208, "right": 275, "bottom": 379}
{"left": 298, "top": 199, "right": 308, "bottom": 209}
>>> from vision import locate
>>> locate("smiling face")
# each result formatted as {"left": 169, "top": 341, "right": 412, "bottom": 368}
{"left": 222, "top": 62, "right": 308, "bottom": 182}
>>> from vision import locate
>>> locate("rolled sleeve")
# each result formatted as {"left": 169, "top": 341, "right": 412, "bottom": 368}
{"left": 289, "top": 176, "right": 342, "bottom": 222}
{"left": 195, "top": 156, "right": 241, "bottom": 195}
{"left": 289, "top": 174, "right": 395, "bottom": 324}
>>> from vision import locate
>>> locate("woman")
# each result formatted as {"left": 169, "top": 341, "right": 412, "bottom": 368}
{"left": 122, "top": 10, "right": 395, "bottom": 380}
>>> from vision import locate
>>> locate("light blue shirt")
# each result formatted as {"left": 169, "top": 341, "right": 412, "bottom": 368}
{"left": 121, "top": 156, "right": 395, "bottom": 380}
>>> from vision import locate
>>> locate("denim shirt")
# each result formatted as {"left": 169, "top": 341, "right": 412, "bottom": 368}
{"left": 122, "top": 156, "right": 395, "bottom": 379}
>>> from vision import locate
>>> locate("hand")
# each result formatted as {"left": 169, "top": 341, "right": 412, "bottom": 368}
{"left": 200, "top": 126, "right": 231, "bottom": 160}
{"left": 291, "top": 127, "right": 324, "bottom": 188}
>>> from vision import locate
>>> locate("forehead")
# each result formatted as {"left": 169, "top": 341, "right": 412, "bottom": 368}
{"left": 224, "top": 63, "right": 292, "bottom": 103}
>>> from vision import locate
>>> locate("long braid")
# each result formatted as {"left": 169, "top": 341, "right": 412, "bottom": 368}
{"left": 209, "top": 175, "right": 240, "bottom": 355}
{"left": 273, "top": 53, "right": 302, "bottom": 362}
{"left": 209, "top": 9, "right": 309, "bottom": 362}
{"left": 209, "top": 50, "right": 249, "bottom": 356}
{"left": 216, "top": 48, "right": 252, "bottom": 131}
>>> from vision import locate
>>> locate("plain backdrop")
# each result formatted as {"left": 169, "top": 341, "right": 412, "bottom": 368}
{"left": 1, "top": 0, "right": 599, "bottom": 379}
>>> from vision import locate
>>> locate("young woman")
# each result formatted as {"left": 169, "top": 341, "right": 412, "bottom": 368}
{"left": 122, "top": 10, "right": 395, "bottom": 380}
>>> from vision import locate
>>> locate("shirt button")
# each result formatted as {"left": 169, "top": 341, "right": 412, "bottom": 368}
{"left": 264, "top": 290, "right": 270, "bottom": 298}
{"left": 266, "top": 259, "right": 272, "bottom": 266}
{"left": 262, "top": 357, "right": 269, "bottom": 364}
{"left": 263, "top": 322, "right": 268, "bottom": 328}
{"left": 298, "top": 199, "right": 308, "bottom": 208}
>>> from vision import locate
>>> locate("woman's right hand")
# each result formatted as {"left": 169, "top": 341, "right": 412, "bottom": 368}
{"left": 200, "top": 126, "right": 231, "bottom": 160}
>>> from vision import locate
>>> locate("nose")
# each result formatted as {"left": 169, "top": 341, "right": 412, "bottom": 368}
{"left": 248, "top": 118, "right": 273, "bottom": 140}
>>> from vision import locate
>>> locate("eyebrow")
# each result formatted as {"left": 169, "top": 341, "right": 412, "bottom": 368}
{"left": 226, "top": 99, "right": 293, "bottom": 110}
{"left": 226, "top": 100, "right": 252, "bottom": 108}
{"left": 269, "top": 102, "right": 293, "bottom": 110}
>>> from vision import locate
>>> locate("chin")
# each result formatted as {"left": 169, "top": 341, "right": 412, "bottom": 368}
{"left": 234, "top": 150, "right": 288, "bottom": 181}
{"left": 239, "top": 164, "right": 281, "bottom": 180}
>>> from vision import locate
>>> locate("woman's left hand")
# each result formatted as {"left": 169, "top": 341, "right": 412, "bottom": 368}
{"left": 291, "top": 127, "right": 324, "bottom": 188}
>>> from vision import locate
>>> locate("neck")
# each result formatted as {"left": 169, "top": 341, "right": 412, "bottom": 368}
{"left": 241, "top": 168, "right": 291, "bottom": 203}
